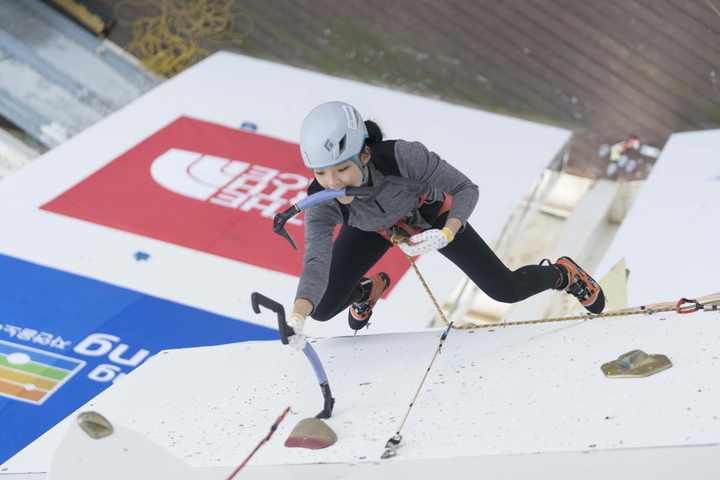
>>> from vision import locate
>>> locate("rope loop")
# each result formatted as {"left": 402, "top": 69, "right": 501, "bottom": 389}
{"left": 390, "top": 227, "right": 411, "bottom": 246}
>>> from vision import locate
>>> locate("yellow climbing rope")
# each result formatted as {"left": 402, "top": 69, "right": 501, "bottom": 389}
{"left": 113, "top": 0, "right": 253, "bottom": 78}
{"left": 454, "top": 298, "right": 719, "bottom": 330}
{"left": 390, "top": 229, "right": 720, "bottom": 330}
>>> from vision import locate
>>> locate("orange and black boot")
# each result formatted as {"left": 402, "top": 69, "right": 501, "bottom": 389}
{"left": 348, "top": 273, "right": 391, "bottom": 331}
{"left": 552, "top": 257, "right": 605, "bottom": 314}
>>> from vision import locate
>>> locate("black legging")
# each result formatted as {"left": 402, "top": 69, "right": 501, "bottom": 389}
{"left": 312, "top": 217, "right": 560, "bottom": 321}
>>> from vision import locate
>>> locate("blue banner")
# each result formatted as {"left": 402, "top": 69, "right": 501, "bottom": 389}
{"left": 0, "top": 254, "right": 277, "bottom": 464}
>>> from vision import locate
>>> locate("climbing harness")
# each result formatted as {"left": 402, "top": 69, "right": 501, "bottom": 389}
{"left": 375, "top": 190, "right": 453, "bottom": 243}
{"left": 225, "top": 406, "right": 290, "bottom": 480}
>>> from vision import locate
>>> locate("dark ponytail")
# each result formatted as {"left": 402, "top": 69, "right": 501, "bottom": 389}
{"left": 364, "top": 120, "right": 384, "bottom": 145}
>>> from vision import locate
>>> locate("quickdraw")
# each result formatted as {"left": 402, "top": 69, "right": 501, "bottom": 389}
{"left": 675, "top": 297, "right": 719, "bottom": 314}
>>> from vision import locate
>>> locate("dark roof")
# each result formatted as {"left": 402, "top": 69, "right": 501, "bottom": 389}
{"left": 100, "top": 0, "right": 720, "bottom": 180}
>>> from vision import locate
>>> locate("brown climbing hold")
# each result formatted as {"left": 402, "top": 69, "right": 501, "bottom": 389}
{"left": 284, "top": 418, "right": 337, "bottom": 449}
{"left": 77, "top": 412, "right": 113, "bottom": 439}
{"left": 601, "top": 349, "right": 672, "bottom": 378}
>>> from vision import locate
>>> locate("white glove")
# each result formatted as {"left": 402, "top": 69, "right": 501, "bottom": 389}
{"left": 287, "top": 313, "right": 307, "bottom": 351}
{"left": 398, "top": 228, "right": 454, "bottom": 256}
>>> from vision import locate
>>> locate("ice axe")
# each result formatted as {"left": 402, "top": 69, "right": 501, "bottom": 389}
{"left": 251, "top": 292, "right": 334, "bottom": 419}
{"left": 272, "top": 175, "right": 431, "bottom": 251}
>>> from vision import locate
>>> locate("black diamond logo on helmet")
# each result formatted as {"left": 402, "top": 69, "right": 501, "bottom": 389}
{"left": 324, "top": 139, "right": 334, "bottom": 152}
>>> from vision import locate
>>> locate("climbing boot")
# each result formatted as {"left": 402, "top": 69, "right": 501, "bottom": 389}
{"left": 553, "top": 257, "right": 605, "bottom": 314}
{"left": 348, "top": 273, "right": 391, "bottom": 331}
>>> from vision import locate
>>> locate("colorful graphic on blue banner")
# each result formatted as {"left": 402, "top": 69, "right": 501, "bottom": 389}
{"left": 0, "top": 341, "right": 86, "bottom": 405}
{"left": 0, "top": 254, "right": 277, "bottom": 464}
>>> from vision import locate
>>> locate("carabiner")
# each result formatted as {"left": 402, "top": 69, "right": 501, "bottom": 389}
{"left": 676, "top": 297, "right": 701, "bottom": 314}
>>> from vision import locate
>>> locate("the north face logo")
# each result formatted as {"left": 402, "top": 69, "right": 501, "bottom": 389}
{"left": 150, "top": 148, "right": 310, "bottom": 221}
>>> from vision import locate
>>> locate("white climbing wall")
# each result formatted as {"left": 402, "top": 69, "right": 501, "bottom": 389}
{"left": 5, "top": 308, "right": 720, "bottom": 478}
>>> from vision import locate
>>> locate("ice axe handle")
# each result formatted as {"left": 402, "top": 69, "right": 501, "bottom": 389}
{"left": 251, "top": 292, "right": 335, "bottom": 419}
{"left": 304, "top": 343, "right": 335, "bottom": 419}
{"left": 250, "top": 292, "right": 294, "bottom": 345}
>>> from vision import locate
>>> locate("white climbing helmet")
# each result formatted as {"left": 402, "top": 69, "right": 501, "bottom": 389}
{"left": 299, "top": 101, "right": 369, "bottom": 170}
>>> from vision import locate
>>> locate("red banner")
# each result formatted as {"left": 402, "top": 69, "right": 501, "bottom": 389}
{"left": 41, "top": 117, "right": 409, "bottom": 292}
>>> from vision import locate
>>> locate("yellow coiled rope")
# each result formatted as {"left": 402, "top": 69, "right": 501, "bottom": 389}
{"left": 113, "top": 0, "right": 253, "bottom": 78}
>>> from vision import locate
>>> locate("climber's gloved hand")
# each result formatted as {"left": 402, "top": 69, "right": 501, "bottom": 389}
{"left": 397, "top": 227, "right": 454, "bottom": 256}
{"left": 287, "top": 313, "right": 307, "bottom": 351}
